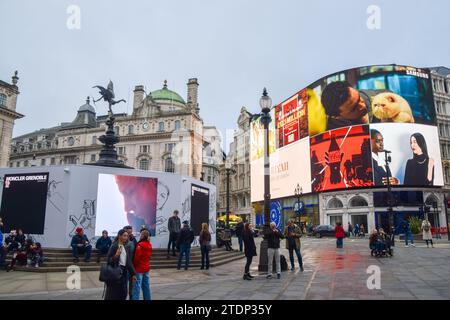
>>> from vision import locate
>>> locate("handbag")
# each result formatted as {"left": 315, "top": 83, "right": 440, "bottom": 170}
{"left": 99, "top": 262, "right": 122, "bottom": 284}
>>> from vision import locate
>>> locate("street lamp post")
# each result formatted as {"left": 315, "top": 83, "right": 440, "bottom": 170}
{"left": 383, "top": 150, "right": 394, "bottom": 235}
{"left": 224, "top": 160, "right": 236, "bottom": 229}
{"left": 257, "top": 88, "right": 273, "bottom": 272}
{"left": 294, "top": 183, "right": 303, "bottom": 225}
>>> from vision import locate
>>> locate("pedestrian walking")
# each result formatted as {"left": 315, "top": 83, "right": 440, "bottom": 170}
{"left": 335, "top": 222, "right": 345, "bottom": 248}
{"left": 176, "top": 221, "right": 194, "bottom": 270}
{"left": 354, "top": 224, "right": 360, "bottom": 237}
{"left": 167, "top": 210, "right": 181, "bottom": 257}
{"left": 360, "top": 224, "right": 365, "bottom": 237}
{"left": 403, "top": 220, "right": 415, "bottom": 247}
{"left": 242, "top": 223, "right": 257, "bottom": 280}
{"left": 199, "top": 223, "right": 211, "bottom": 270}
{"left": 284, "top": 219, "right": 304, "bottom": 272}
{"left": 348, "top": 222, "right": 353, "bottom": 238}
{"left": 131, "top": 229, "right": 152, "bottom": 300}
{"left": 104, "top": 229, "right": 136, "bottom": 300}
{"left": 266, "top": 222, "right": 284, "bottom": 279}
{"left": 421, "top": 219, "right": 434, "bottom": 248}
{"left": 235, "top": 218, "right": 244, "bottom": 252}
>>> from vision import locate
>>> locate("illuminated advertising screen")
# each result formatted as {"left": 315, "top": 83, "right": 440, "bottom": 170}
{"left": 0, "top": 173, "right": 49, "bottom": 234}
{"left": 250, "top": 64, "right": 442, "bottom": 201}
{"left": 96, "top": 174, "right": 158, "bottom": 236}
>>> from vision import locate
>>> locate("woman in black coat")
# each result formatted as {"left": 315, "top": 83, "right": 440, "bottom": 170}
{"left": 242, "top": 223, "right": 257, "bottom": 280}
{"left": 104, "top": 229, "right": 136, "bottom": 300}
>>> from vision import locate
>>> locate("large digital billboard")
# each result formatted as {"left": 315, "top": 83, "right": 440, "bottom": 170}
{"left": 0, "top": 173, "right": 49, "bottom": 234}
{"left": 96, "top": 174, "right": 158, "bottom": 236}
{"left": 250, "top": 64, "right": 443, "bottom": 202}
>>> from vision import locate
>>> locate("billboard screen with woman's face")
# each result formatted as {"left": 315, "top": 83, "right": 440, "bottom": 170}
{"left": 250, "top": 64, "right": 443, "bottom": 201}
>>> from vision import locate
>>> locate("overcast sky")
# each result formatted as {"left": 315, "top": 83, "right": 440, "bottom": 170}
{"left": 1, "top": 0, "right": 449, "bottom": 151}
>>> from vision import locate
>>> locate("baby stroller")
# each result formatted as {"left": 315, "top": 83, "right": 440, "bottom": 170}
{"left": 370, "top": 233, "right": 393, "bottom": 257}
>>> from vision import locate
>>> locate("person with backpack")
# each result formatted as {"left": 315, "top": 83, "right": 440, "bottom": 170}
{"left": 421, "top": 218, "right": 434, "bottom": 248}
{"left": 131, "top": 229, "right": 152, "bottom": 300}
{"left": 284, "top": 219, "right": 304, "bottom": 272}
{"left": 176, "top": 221, "right": 194, "bottom": 270}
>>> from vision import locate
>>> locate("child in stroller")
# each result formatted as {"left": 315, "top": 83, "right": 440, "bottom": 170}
{"left": 370, "top": 228, "right": 393, "bottom": 257}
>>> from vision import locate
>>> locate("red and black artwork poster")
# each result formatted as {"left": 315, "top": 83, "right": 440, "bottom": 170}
{"left": 275, "top": 89, "right": 309, "bottom": 148}
{"left": 310, "top": 125, "right": 373, "bottom": 192}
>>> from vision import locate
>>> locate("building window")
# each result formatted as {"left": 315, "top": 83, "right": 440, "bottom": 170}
{"left": 0, "top": 93, "right": 6, "bottom": 106}
{"left": 114, "top": 126, "right": 120, "bottom": 136}
{"left": 51, "top": 158, "right": 55, "bottom": 165}
{"left": 91, "top": 154, "right": 96, "bottom": 162}
{"left": 128, "top": 125, "right": 134, "bottom": 135}
{"left": 64, "top": 156, "right": 77, "bottom": 164}
{"left": 139, "top": 159, "right": 149, "bottom": 171}
{"left": 158, "top": 122, "right": 165, "bottom": 132}
{"left": 41, "top": 159, "right": 46, "bottom": 166}
{"left": 140, "top": 145, "right": 149, "bottom": 153}
{"left": 9, "top": 162, "right": 13, "bottom": 168}
{"left": 24, "top": 160, "right": 29, "bottom": 167}
{"left": 68, "top": 137, "right": 75, "bottom": 146}
{"left": 165, "top": 143, "right": 175, "bottom": 153}
{"left": 349, "top": 196, "right": 368, "bottom": 207}
{"left": 175, "top": 120, "right": 181, "bottom": 130}
{"left": 164, "top": 157, "right": 175, "bottom": 173}
{"left": 16, "top": 161, "right": 20, "bottom": 167}
{"left": 118, "top": 147, "right": 125, "bottom": 155}
{"left": 92, "top": 136, "right": 97, "bottom": 144}
{"left": 327, "top": 198, "right": 344, "bottom": 209}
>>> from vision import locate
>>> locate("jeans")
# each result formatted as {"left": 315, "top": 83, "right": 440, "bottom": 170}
{"left": 244, "top": 256, "right": 253, "bottom": 274}
{"left": 267, "top": 248, "right": 280, "bottom": 275}
{"left": 167, "top": 232, "right": 178, "bottom": 255}
{"left": 336, "top": 238, "right": 343, "bottom": 248}
{"left": 96, "top": 246, "right": 109, "bottom": 261}
{"left": 178, "top": 244, "right": 191, "bottom": 269}
{"left": 71, "top": 244, "right": 92, "bottom": 260}
{"left": 288, "top": 245, "right": 303, "bottom": 268}
{"left": 200, "top": 245, "right": 210, "bottom": 269}
{"left": 131, "top": 272, "right": 151, "bottom": 300}
{"left": 404, "top": 231, "right": 414, "bottom": 245}
{"left": 238, "top": 236, "right": 244, "bottom": 252}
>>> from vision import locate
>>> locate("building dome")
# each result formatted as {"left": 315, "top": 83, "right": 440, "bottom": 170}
{"left": 78, "top": 97, "right": 95, "bottom": 113}
{"left": 151, "top": 80, "right": 185, "bottom": 105}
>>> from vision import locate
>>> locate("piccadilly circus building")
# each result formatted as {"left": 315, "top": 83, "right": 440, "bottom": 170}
{"left": 250, "top": 64, "right": 449, "bottom": 238}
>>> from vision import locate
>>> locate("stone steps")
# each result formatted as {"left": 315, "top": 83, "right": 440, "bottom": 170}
{"left": 5, "top": 248, "right": 245, "bottom": 273}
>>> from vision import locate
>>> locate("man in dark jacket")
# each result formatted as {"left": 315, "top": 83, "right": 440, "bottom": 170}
{"left": 284, "top": 220, "right": 304, "bottom": 272}
{"left": 235, "top": 219, "right": 244, "bottom": 252}
{"left": 167, "top": 210, "right": 181, "bottom": 257}
{"left": 70, "top": 227, "right": 92, "bottom": 263}
{"left": 176, "top": 221, "right": 194, "bottom": 270}
{"left": 123, "top": 225, "right": 138, "bottom": 299}
{"left": 265, "top": 222, "right": 284, "bottom": 279}
{"left": 95, "top": 230, "right": 112, "bottom": 263}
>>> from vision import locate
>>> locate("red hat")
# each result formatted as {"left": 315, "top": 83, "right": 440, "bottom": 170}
{"left": 76, "top": 227, "right": 83, "bottom": 234}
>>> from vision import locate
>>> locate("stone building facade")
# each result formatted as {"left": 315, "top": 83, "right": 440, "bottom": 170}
{"left": 9, "top": 79, "right": 222, "bottom": 191}
{"left": 0, "top": 71, "right": 24, "bottom": 168}
{"left": 218, "top": 107, "right": 252, "bottom": 221}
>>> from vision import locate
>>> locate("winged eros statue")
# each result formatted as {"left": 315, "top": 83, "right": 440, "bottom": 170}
{"left": 93, "top": 80, "right": 126, "bottom": 114}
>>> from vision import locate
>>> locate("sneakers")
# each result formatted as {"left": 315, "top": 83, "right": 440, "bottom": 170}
{"left": 266, "top": 274, "right": 272, "bottom": 279}
{"left": 405, "top": 244, "right": 409, "bottom": 247}
{"left": 243, "top": 274, "right": 252, "bottom": 280}
{"left": 277, "top": 273, "right": 281, "bottom": 279}
{"left": 410, "top": 244, "right": 416, "bottom": 247}
{"left": 247, "top": 273, "right": 254, "bottom": 278}
{"left": 290, "top": 267, "right": 295, "bottom": 271}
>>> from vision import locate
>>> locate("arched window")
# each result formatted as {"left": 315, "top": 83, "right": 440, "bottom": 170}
{"left": 425, "top": 195, "right": 438, "bottom": 207}
{"left": 327, "top": 198, "right": 343, "bottom": 209}
{"left": 128, "top": 125, "right": 134, "bottom": 135}
{"left": 175, "top": 120, "right": 181, "bottom": 130}
{"left": 139, "top": 158, "right": 149, "bottom": 171}
{"left": 165, "top": 157, "right": 175, "bottom": 173}
{"left": 0, "top": 93, "right": 6, "bottom": 106}
{"left": 349, "top": 196, "right": 368, "bottom": 207}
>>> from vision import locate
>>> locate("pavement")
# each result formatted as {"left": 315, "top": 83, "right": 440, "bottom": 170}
{"left": 1, "top": 237, "right": 450, "bottom": 300}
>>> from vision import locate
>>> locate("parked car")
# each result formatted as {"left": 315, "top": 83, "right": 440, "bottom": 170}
{"left": 312, "top": 225, "right": 335, "bottom": 238}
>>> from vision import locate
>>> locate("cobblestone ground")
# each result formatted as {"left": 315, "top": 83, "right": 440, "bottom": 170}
{"left": 1, "top": 237, "right": 450, "bottom": 300}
